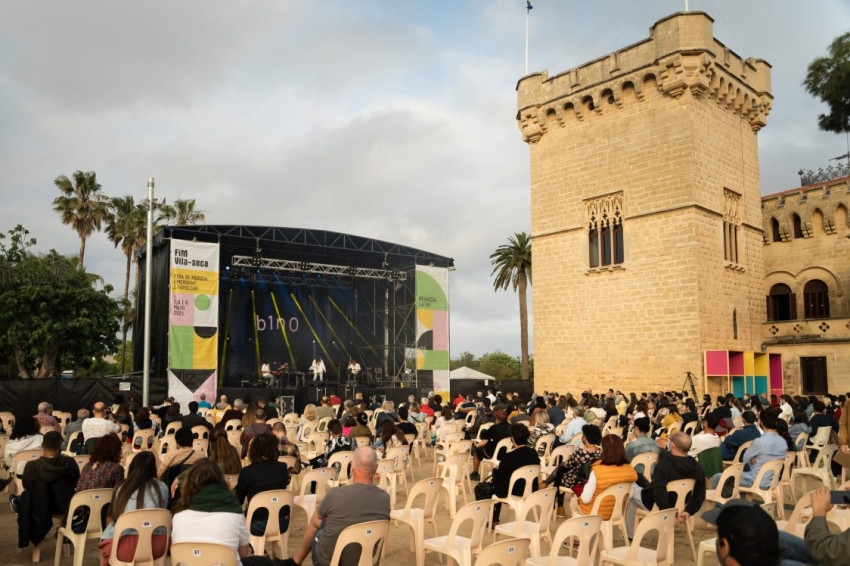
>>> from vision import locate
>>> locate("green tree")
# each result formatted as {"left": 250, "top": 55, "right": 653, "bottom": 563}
{"left": 52, "top": 170, "right": 110, "bottom": 269}
{"left": 450, "top": 351, "right": 479, "bottom": 371}
{"left": 490, "top": 232, "right": 532, "bottom": 380}
{"left": 478, "top": 350, "right": 520, "bottom": 380}
{"left": 0, "top": 226, "right": 121, "bottom": 378}
{"left": 804, "top": 32, "right": 850, "bottom": 134}
{"left": 160, "top": 198, "right": 207, "bottom": 225}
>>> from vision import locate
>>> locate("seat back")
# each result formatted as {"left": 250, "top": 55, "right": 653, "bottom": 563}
{"left": 465, "top": 411, "right": 478, "bottom": 427}
{"left": 158, "top": 436, "right": 177, "bottom": 456}
{"left": 63, "top": 488, "right": 113, "bottom": 537}
{"left": 327, "top": 520, "right": 390, "bottom": 566}
{"left": 810, "top": 426, "right": 832, "bottom": 449}
{"left": 441, "top": 432, "right": 465, "bottom": 445}
{"left": 547, "top": 514, "right": 603, "bottom": 566}
{"left": 12, "top": 449, "right": 43, "bottom": 479}
{"left": 630, "top": 452, "right": 659, "bottom": 484}
{"left": 109, "top": 508, "right": 172, "bottom": 566}
{"left": 683, "top": 421, "right": 698, "bottom": 437}
{"left": 589, "top": 481, "right": 631, "bottom": 521}
{"left": 506, "top": 465, "right": 540, "bottom": 500}
{"left": 812, "top": 444, "right": 839, "bottom": 471}
{"left": 40, "top": 424, "right": 56, "bottom": 435}
{"left": 299, "top": 467, "right": 332, "bottom": 500}
{"left": 751, "top": 458, "right": 786, "bottom": 491}
{"left": 328, "top": 451, "right": 355, "bottom": 485}
{"left": 402, "top": 477, "right": 443, "bottom": 519}
{"left": 191, "top": 426, "right": 209, "bottom": 440}
{"left": 448, "top": 440, "right": 474, "bottom": 456}
{"left": 713, "top": 462, "right": 745, "bottom": 503}
{"left": 474, "top": 537, "right": 531, "bottom": 566}
{"left": 731, "top": 440, "right": 754, "bottom": 463}
{"left": 442, "top": 453, "right": 470, "bottom": 484}
{"left": 516, "top": 487, "right": 556, "bottom": 534}
{"left": 794, "top": 432, "right": 809, "bottom": 452}
{"left": 444, "top": 500, "right": 493, "bottom": 553}
{"left": 782, "top": 490, "right": 813, "bottom": 534}
{"left": 534, "top": 434, "right": 556, "bottom": 463}
{"left": 623, "top": 509, "right": 673, "bottom": 563}
{"left": 63, "top": 430, "right": 84, "bottom": 456}
{"left": 278, "top": 455, "right": 298, "bottom": 475}
{"left": 548, "top": 444, "right": 574, "bottom": 469}
{"left": 474, "top": 422, "right": 494, "bottom": 442}
{"left": 74, "top": 454, "right": 91, "bottom": 469}
{"left": 317, "top": 417, "right": 332, "bottom": 433}
{"left": 245, "top": 489, "right": 293, "bottom": 538}
{"left": 132, "top": 430, "right": 156, "bottom": 452}
{"left": 488, "top": 438, "right": 514, "bottom": 464}
{"left": 223, "top": 474, "right": 239, "bottom": 492}
{"left": 226, "top": 430, "right": 241, "bottom": 451}
{"left": 224, "top": 419, "right": 242, "bottom": 431}
{"left": 164, "top": 421, "right": 182, "bottom": 436}
{"left": 661, "top": 478, "right": 695, "bottom": 512}
{"left": 192, "top": 439, "right": 209, "bottom": 455}
{"left": 353, "top": 436, "right": 372, "bottom": 448}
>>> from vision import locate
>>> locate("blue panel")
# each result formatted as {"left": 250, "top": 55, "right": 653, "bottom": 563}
{"left": 732, "top": 376, "right": 745, "bottom": 398}
{"left": 755, "top": 376, "right": 768, "bottom": 397}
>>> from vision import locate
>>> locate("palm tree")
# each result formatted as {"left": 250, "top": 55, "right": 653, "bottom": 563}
{"left": 160, "top": 198, "right": 207, "bottom": 225}
{"left": 52, "top": 171, "right": 110, "bottom": 269}
{"left": 490, "top": 232, "right": 532, "bottom": 380}
{"left": 105, "top": 196, "right": 147, "bottom": 372}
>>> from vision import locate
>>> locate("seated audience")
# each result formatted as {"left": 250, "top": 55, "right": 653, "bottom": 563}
{"left": 209, "top": 426, "right": 242, "bottom": 475}
{"left": 1, "top": 415, "right": 43, "bottom": 490}
{"left": 575, "top": 434, "right": 637, "bottom": 519}
{"left": 489, "top": 423, "right": 539, "bottom": 525}
{"left": 549, "top": 424, "right": 603, "bottom": 516}
{"left": 689, "top": 413, "right": 721, "bottom": 457}
{"left": 157, "top": 427, "right": 205, "bottom": 479}
{"left": 718, "top": 410, "right": 761, "bottom": 461}
{"left": 271, "top": 422, "right": 301, "bottom": 474}
{"left": 82, "top": 402, "right": 121, "bottom": 443}
{"left": 236, "top": 432, "right": 290, "bottom": 536}
{"left": 240, "top": 409, "right": 272, "bottom": 458}
{"left": 60, "top": 408, "right": 89, "bottom": 452}
{"left": 181, "top": 401, "right": 213, "bottom": 432}
{"left": 471, "top": 409, "right": 510, "bottom": 480}
{"left": 76, "top": 433, "right": 124, "bottom": 491}
{"left": 373, "top": 420, "right": 407, "bottom": 459}
{"left": 625, "top": 417, "right": 659, "bottom": 472}
{"left": 345, "top": 412, "right": 374, "bottom": 444}
{"left": 33, "top": 402, "right": 60, "bottom": 433}
{"left": 712, "top": 409, "right": 788, "bottom": 491}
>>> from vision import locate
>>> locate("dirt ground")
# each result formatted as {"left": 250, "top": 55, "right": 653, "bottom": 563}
{"left": 0, "top": 449, "right": 722, "bottom": 566}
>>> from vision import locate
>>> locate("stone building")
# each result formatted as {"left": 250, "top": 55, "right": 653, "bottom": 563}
{"left": 516, "top": 12, "right": 775, "bottom": 395}
{"left": 762, "top": 173, "right": 850, "bottom": 394}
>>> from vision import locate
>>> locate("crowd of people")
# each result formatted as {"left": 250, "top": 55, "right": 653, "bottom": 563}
{"left": 0, "top": 386, "right": 849, "bottom": 565}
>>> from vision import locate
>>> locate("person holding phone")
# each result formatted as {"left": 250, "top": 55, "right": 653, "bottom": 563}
{"left": 773, "top": 486, "right": 850, "bottom": 566}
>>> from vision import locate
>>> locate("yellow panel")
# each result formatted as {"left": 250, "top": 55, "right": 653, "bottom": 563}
{"left": 171, "top": 268, "right": 219, "bottom": 295}
{"left": 744, "top": 352, "right": 755, "bottom": 376}
{"left": 192, "top": 332, "right": 217, "bottom": 368}
{"left": 753, "top": 353, "right": 768, "bottom": 375}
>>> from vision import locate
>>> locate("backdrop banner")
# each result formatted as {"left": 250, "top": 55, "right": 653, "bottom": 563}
{"left": 168, "top": 238, "right": 219, "bottom": 407}
{"left": 415, "top": 265, "right": 450, "bottom": 392}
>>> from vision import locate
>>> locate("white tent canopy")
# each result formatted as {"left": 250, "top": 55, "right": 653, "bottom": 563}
{"left": 449, "top": 366, "right": 496, "bottom": 381}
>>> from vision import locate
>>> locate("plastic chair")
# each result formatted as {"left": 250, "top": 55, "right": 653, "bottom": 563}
{"left": 792, "top": 444, "right": 838, "bottom": 498}
{"left": 293, "top": 467, "right": 332, "bottom": 521}
{"left": 376, "top": 458, "right": 401, "bottom": 508}
{"left": 525, "top": 514, "right": 603, "bottom": 566}
{"left": 804, "top": 427, "right": 833, "bottom": 462}
{"left": 433, "top": 432, "right": 466, "bottom": 475}
{"left": 683, "top": 421, "right": 698, "bottom": 437}
{"left": 776, "top": 490, "right": 813, "bottom": 537}
{"left": 390, "top": 477, "right": 444, "bottom": 566}
{"left": 598, "top": 508, "right": 673, "bottom": 566}
{"left": 164, "top": 421, "right": 182, "bottom": 436}
{"left": 226, "top": 430, "right": 241, "bottom": 452}
{"left": 542, "top": 444, "right": 574, "bottom": 480}
{"left": 40, "top": 424, "right": 57, "bottom": 435}
{"left": 705, "top": 463, "right": 745, "bottom": 506}
{"left": 696, "top": 538, "right": 716, "bottom": 566}
{"left": 493, "top": 487, "right": 556, "bottom": 557}
{"left": 353, "top": 436, "right": 372, "bottom": 448}
{"left": 245, "top": 489, "right": 293, "bottom": 560}
{"left": 423, "top": 500, "right": 493, "bottom": 566}
{"left": 73, "top": 454, "right": 91, "bottom": 469}
{"left": 11, "top": 449, "right": 43, "bottom": 494}
{"left": 474, "top": 422, "right": 494, "bottom": 442}
{"left": 630, "top": 452, "right": 659, "bottom": 485}
{"left": 479, "top": 438, "right": 513, "bottom": 480}
{"left": 740, "top": 459, "right": 785, "bottom": 507}
{"left": 192, "top": 439, "right": 209, "bottom": 455}
{"left": 223, "top": 473, "right": 239, "bottom": 492}
{"left": 776, "top": 451, "right": 798, "bottom": 518}
{"left": 224, "top": 419, "right": 242, "bottom": 431}
{"left": 63, "top": 430, "right": 84, "bottom": 456}
{"left": 108, "top": 508, "right": 172, "bottom": 566}
{"left": 387, "top": 445, "right": 413, "bottom": 493}
{"left": 722, "top": 440, "right": 753, "bottom": 468}
{"left": 474, "top": 537, "right": 531, "bottom": 566}
{"left": 535, "top": 434, "right": 556, "bottom": 467}
{"left": 316, "top": 417, "right": 332, "bottom": 433}
{"left": 490, "top": 465, "right": 540, "bottom": 529}
{"left": 437, "top": 453, "right": 471, "bottom": 517}
{"left": 633, "top": 478, "right": 696, "bottom": 561}
{"left": 582, "top": 481, "right": 632, "bottom": 550}
{"left": 327, "top": 519, "right": 390, "bottom": 566}
{"left": 54, "top": 488, "right": 113, "bottom": 566}
{"left": 131, "top": 430, "right": 156, "bottom": 453}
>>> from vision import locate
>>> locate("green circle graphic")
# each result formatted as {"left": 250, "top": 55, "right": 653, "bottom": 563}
{"left": 194, "top": 295, "right": 212, "bottom": 311}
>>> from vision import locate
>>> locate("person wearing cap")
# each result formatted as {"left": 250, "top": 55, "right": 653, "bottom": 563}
{"left": 703, "top": 501, "right": 781, "bottom": 566}
{"left": 718, "top": 410, "right": 761, "bottom": 461}
{"left": 470, "top": 409, "right": 510, "bottom": 481}
{"left": 625, "top": 432, "right": 705, "bottom": 539}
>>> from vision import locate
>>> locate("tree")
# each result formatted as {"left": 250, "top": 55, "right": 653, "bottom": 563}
{"left": 478, "top": 350, "right": 520, "bottom": 380}
{"left": 160, "top": 198, "right": 207, "bottom": 225}
{"left": 490, "top": 232, "right": 532, "bottom": 380}
{"left": 105, "top": 196, "right": 147, "bottom": 372}
{"left": 0, "top": 226, "right": 121, "bottom": 378}
{"left": 52, "top": 170, "right": 110, "bottom": 269}
{"left": 450, "top": 351, "right": 478, "bottom": 371}
{"left": 804, "top": 32, "right": 850, "bottom": 134}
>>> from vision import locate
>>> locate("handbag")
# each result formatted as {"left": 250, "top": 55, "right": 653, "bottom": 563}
{"left": 474, "top": 476, "right": 497, "bottom": 500}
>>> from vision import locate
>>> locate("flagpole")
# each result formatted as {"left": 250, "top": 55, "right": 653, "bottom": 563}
{"left": 142, "top": 177, "right": 154, "bottom": 407}
{"left": 525, "top": 1, "right": 531, "bottom": 75}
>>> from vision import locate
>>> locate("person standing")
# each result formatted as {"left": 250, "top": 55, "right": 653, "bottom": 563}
{"left": 310, "top": 357, "right": 326, "bottom": 382}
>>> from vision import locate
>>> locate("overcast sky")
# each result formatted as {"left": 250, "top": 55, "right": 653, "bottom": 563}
{"left": 1, "top": 0, "right": 849, "bottom": 359}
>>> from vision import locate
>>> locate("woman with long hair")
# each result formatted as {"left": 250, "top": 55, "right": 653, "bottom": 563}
{"left": 210, "top": 426, "right": 242, "bottom": 475}
{"left": 297, "top": 404, "right": 318, "bottom": 441}
{"left": 132, "top": 407, "right": 160, "bottom": 436}
{"left": 0, "top": 415, "right": 43, "bottom": 489}
{"left": 172, "top": 459, "right": 274, "bottom": 565}
{"left": 528, "top": 409, "right": 555, "bottom": 454}
{"left": 76, "top": 433, "right": 124, "bottom": 491}
{"left": 98, "top": 451, "right": 168, "bottom": 566}
{"left": 546, "top": 424, "right": 603, "bottom": 517}
{"left": 235, "top": 433, "right": 289, "bottom": 537}
{"left": 573, "top": 434, "right": 637, "bottom": 518}
{"left": 164, "top": 402, "right": 182, "bottom": 426}
{"left": 374, "top": 419, "right": 408, "bottom": 458}
{"left": 434, "top": 405, "right": 456, "bottom": 442}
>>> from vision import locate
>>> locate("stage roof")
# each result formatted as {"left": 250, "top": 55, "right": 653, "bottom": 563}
{"left": 149, "top": 225, "right": 455, "bottom": 270}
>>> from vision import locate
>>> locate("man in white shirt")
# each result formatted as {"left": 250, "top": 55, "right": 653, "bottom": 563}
{"left": 558, "top": 407, "right": 587, "bottom": 447}
{"left": 689, "top": 413, "right": 721, "bottom": 457}
{"left": 310, "top": 357, "right": 325, "bottom": 382}
{"left": 81, "top": 402, "right": 120, "bottom": 442}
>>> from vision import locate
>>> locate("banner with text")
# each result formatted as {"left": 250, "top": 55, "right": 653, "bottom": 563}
{"left": 415, "top": 265, "right": 450, "bottom": 393}
{"left": 168, "top": 239, "right": 219, "bottom": 407}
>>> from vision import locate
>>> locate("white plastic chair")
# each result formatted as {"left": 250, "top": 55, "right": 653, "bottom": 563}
{"left": 525, "top": 514, "right": 603, "bottom": 566}
{"left": 474, "top": 537, "right": 531, "bottom": 566}
{"left": 293, "top": 467, "right": 332, "bottom": 522}
{"left": 390, "top": 477, "right": 443, "bottom": 566}
{"left": 791, "top": 444, "right": 838, "bottom": 498}
{"left": 54, "top": 488, "right": 113, "bottom": 566}
{"left": 423, "top": 500, "right": 493, "bottom": 566}
{"left": 598, "top": 508, "right": 673, "bottom": 566}
{"left": 490, "top": 464, "right": 540, "bottom": 529}
{"left": 493, "top": 487, "right": 556, "bottom": 557}
{"left": 108, "top": 508, "right": 172, "bottom": 566}
{"left": 245, "top": 489, "right": 293, "bottom": 560}
{"left": 705, "top": 462, "right": 745, "bottom": 506}
{"left": 327, "top": 520, "right": 390, "bottom": 566}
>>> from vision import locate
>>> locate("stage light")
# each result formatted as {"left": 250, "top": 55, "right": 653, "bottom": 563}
{"left": 299, "top": 261, "right": 310, "bottom": 271}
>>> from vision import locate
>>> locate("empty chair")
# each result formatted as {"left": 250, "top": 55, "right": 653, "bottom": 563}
{"left": 705, "top": 463, "right": 745, "bottom": 506}
{"left": 390, "top": 477, "right": 443, "bottom": 566}
{"left": 245, "top": 489, "right": 293, "bottom": 560}
{"left": 293, "top": 468, "right": 333, "bottom": 521}
{"left": 493, "top": 487, "right": 556, "bottom": 557}
{"left": 474, "top": 537, "right": 531, "bottom": 566}
{"left": 633, "top": 478, "right": 697, "bottom": 561}
{"left": 791, "top": 444, "right": 838, "bottom": 498}
{"left": 191, "top": 426, "right": 209, "bottom": 440}
{"left": 327, "top": 520, "right": 390, "bottom": 566}
{"left": 170, "top": 541, "right": 238, "bottom": 566}
{"left": 108, "top": 508, "right": 172, "bottom": 566}
{"left": 224, "top": 419, "right": 242, "bottom": 432}
{"left": 54, "top": 488, "right": 113, "bottom": 566}
{"left": 776, "top": 490, "right": 813, "bottom": 537}
{"left": 164, "top": 421, "right": 182, "bottom": 436}
{"left": 524, "top": 514, "right": 603, "bottom": 566}
{"left": 192, "top": 439, "right": 209, "bottom": 455}
{"left": 63, "top": 430, "right": 85, "bottom": 457}
{"left": 598, "top": 508, "right": 673, "bottom": 566}
{"left": 327, "top": 451, "right": 355, "bottom": 487}
{"left": 490, "top": 465, "right": 540, "bottom": 528}
{"left": 437, "top": 453, "right": 471, "bottom": 517}
{"left": 131, "top": 430, "right": 156, "bottom": 453}
{"left": 423, "top": 500, "right": 494, "bottom": 566}
{"left": 542, "top": 444, "right": 574, "bottom": 480}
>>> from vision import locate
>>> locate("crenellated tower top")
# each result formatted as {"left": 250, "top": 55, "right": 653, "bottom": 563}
{"left": 516, "top": 12, "right": 773, "bottom": 144}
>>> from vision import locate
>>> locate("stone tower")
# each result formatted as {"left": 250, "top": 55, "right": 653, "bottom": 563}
{"left": 517, "top": 12, "right": 773, "bottom": 394}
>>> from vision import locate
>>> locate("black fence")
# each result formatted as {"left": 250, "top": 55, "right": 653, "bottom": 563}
{"left": 0, "top": 377, "right": 168, "bottom": 414}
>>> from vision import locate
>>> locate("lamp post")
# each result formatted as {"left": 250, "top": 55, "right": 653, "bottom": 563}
{"left": 142, "top": 177, "right": 155, "bottom": 407}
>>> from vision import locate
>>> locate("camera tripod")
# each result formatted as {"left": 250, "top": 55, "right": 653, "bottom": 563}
{"left": 681, "top": 371, "right": 699, "bottom": 399}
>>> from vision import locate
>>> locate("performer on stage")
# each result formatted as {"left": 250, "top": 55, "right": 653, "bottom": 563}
{"left": 347, "top": 358, "right": 361, "bottom": 383}
{"left": 310, "top": 357, "right": 326, "bottom": 382}
{"left": 269, "top": 362, "right": 289, "bottom": 388}
{"left": 261, "top": 361, "right": 272, "bottom": 383}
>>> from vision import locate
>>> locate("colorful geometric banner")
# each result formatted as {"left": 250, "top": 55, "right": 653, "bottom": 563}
{"left": 415, "top": 265, "right": 450, "bottom": 392}
{"left": 168, "top": 239, "right": 219, "bottom": 407}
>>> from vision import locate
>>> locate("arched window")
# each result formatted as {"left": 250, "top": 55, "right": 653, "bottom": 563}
{"left": 770, "top": 218, "right": 781, "bottom": 242}
{"left": 793, "top": 214, "right": 804, "bottom": 239}
{"left": 804, "top": 280, "right": 830, "bottom": 319}
{"left": 766, "top": 283, "right": 796, "bottom": 321}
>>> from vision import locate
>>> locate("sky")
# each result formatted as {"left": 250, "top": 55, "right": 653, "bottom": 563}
{"left": 1, "top": 0, "right": 849, "bottom": 359}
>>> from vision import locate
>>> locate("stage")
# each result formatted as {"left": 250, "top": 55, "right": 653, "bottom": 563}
{"left": 220, "top": 384, "right": 418, "bottom": 414}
